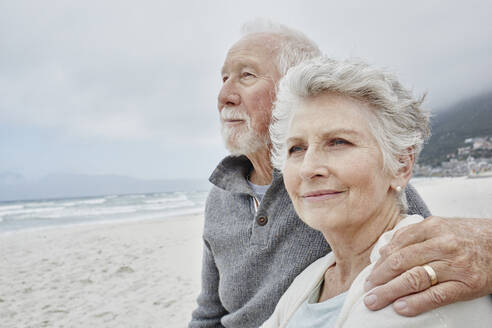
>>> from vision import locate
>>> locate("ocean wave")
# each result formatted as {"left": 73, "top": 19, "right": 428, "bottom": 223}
{"left": 79, "top": 198, "right": 107, "bottom": 205}
{"left": 0, "top": 206, "right": 65, "bottom": 217}
{"left": 23, "top": 201, "right": 56, "bottom": 207}
{"left": 59, "top": 201, "right": 79, "bottom": 207}
{"left": 0, "top": 191, "right": 209, "bottom": 230}
{"left": 0, "top": 204, "right": 24, "bottom": 211}
{"left": 62, "top": 198, "right": 107, "bottom": 206}
{"left": 127, "top": 194, "right": 146, "bottom": 199}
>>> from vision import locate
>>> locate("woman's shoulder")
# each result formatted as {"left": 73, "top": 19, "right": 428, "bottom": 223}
{"left": 340, "top": 293, "right": 492, "bottom": 328}
{"left": 338, "top": 259, "right": 492, "bottom": 327}
{"left": 338, "top": 220, "right": 492, "bottom": 328}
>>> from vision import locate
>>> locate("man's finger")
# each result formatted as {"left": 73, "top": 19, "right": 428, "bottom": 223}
{"left": 366, "top": 239, "right": 442, "bottom": 291}
{"left": 392, "top": 281, "right": 465, "bottom": 316}
{"left": 364, "top": 261, "right": 456, "bottom": 311}
{"left": 364, "top": 265, "right": 433, "bottom": 310}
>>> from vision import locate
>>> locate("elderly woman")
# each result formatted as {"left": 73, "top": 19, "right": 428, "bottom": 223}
{"left": 262, "top": 57, "right": 492, "bottom": 327}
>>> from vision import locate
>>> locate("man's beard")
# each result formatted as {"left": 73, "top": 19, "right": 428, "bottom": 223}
{"left": 220, "top": 107, "right": 269, "bottom": 156}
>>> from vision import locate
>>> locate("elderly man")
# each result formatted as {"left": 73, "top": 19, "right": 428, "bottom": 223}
{"left": 189, "top": 21, "right": 492, "bottom": 328}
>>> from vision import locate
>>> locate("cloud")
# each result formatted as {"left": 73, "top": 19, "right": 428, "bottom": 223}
{"left": 0, "top": 0, "right": 491, "bottom": 180}
{"left": 0, "top": 0, "right": 224, "bottom": 142}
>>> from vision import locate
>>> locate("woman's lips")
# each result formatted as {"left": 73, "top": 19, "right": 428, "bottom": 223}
{"left": 301, "top": 190, "right": 345, "bottom": 202}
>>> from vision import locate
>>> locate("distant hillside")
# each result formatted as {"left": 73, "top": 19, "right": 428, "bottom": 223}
{"left": 0, "top": 173, "right": 211, "bottom": 202}
{"left": 419, "top": 91, "right": 492, "bottom": 167}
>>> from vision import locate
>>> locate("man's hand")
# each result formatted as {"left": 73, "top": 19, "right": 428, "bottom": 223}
{"left": 363, "top": 216, "right": 492, "bottom": 316}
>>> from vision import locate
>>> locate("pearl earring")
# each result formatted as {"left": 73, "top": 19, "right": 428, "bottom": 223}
{"left": 396, "top": 186, "right": 402, "bottom": 193}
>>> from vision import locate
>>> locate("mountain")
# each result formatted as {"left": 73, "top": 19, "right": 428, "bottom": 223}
{"left": 0, "top": 173, "right": 211, "bottom": 202}
{"left": 419, "top": 90, "right": 492, "bottom": 167}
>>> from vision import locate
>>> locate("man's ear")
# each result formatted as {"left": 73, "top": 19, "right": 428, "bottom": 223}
{"left": 390, "top": 147, "right": 415, "bottom": 190}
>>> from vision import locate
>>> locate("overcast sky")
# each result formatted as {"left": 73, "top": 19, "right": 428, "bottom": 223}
{"left": 1, "top": 0, "right": 491, "bottom": 181}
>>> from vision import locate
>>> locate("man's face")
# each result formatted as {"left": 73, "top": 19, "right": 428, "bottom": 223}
{"left": 218, "top": 34, "right": 281, "bottom": 155}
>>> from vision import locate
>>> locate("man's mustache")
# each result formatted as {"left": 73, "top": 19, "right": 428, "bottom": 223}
{"left": 220, "top": 108, "right": 250, "bottom": 121}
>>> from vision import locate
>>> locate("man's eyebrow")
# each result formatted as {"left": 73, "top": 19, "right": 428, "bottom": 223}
{"left": 221, "top": 58, "right": 262, "bottom": 76}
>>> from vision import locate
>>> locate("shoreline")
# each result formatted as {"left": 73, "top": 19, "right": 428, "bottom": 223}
{"left": 0, "top": 209, "right": 205, "bottom": 236}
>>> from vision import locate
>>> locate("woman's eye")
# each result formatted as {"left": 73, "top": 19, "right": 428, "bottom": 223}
{"left": 288, "top": 145, "right": 305, "bottom": 154}
{"left": 330, "top": 138, "right": 350, "bottom": 146}
{"left": 222, "top": 76, "right": 229, "bottom": 83}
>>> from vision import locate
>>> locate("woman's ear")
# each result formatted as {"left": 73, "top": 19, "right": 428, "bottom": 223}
{"left": 390, "top": 147, "right": 415, "bottom": 190}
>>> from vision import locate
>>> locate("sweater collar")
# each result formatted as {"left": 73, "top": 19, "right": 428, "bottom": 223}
{"left": 209, "top": 155, "right": 284, "bottom": 194}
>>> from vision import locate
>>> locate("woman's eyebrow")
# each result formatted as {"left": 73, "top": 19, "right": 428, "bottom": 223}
{"left": 285, "top": 135, "right": 305, "bottom": 145}
{"left": 286, "top": 129, "right": 362, "bottom": 143}
{"left": 319, "top": 128, "right": 361, "bottom": 138}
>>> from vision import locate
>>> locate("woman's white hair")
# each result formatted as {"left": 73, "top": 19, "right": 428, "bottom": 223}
{"left": 240, "top": 18, "right": 322, "bottom": 77}
{"left": 270, "top": 56, "right": 431, "bottom": 211}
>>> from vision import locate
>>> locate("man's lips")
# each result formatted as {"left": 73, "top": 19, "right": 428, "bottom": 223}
{"left": 301, "top": 190, "right": 345, "bottom": 201}
{"left": 222, "top": 119, "right": 245, "bottom": 125}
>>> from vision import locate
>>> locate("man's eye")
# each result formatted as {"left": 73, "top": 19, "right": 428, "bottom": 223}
{"left": 241, "top": 71, "right": 255, "bottom": 78}
{"left": 288, "top": 145, "right": 305, "bottom": 154}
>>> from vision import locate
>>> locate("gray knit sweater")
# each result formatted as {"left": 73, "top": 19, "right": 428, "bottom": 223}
{"left": 189, "top": 156, "right": 431, "bottom": 328}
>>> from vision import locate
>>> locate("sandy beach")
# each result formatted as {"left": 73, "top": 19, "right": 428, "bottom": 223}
{"left": 1, "top": 177, "right": 491, "bottom": 327}
{"left": 1, "top": 215, "right": 204, "bottom": 328}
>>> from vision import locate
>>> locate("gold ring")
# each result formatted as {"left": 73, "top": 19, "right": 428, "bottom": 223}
{"left": 422, "top": 264, "right": 438, "bottom": 286}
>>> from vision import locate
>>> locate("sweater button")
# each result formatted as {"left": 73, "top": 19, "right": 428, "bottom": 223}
{"left": 257, "top": 216, "right": 268, "bottom": 226}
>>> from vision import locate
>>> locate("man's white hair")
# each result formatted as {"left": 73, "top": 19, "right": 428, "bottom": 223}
{"left": 222, "top": 19, "right": 321, "bottom": 157}
{"left": 240, "top": 18, "right": 322, "bottom": 77}
{"left": 270, "top": 56, "right": 431, "bottom": 211}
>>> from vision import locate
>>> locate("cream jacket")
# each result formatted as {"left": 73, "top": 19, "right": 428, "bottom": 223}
{"left": 261, "top": 215, "right": 492, "bottom": 328}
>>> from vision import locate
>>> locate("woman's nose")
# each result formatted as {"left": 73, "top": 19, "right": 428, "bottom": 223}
{"left": 299, "top": 148, "right": 328, "bottom": 180}
{"left": 218, "top": 80, "right": 241, "bottom": 109}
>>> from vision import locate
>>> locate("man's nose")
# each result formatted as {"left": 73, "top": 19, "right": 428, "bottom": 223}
{"left": 299, "top": 148, "right": 329, "bottom": 180}
{"left": 218, "top": 80, "right": 240, "bottom": 109}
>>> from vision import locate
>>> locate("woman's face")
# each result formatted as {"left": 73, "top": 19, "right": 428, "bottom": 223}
{"left": 283, "top": 93, "right": 397, "bottom": 233}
